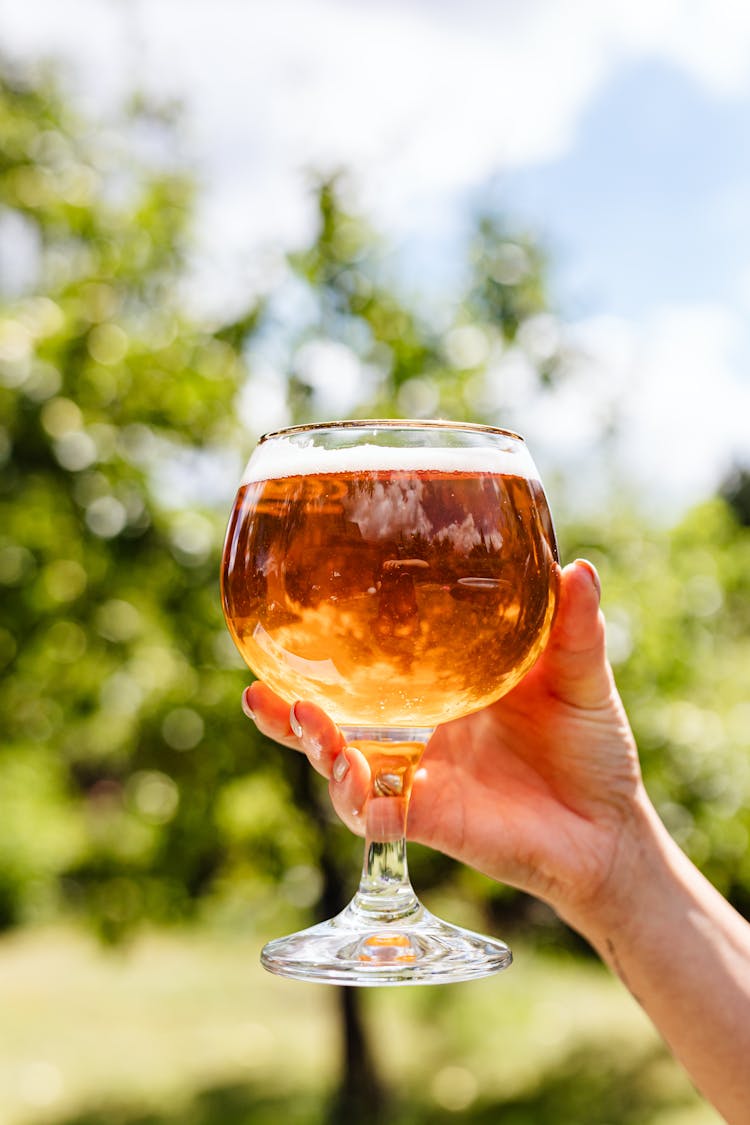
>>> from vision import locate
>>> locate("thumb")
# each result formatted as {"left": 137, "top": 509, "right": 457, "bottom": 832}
{"left": 537, "top": 558, "right": 614, "bottom": 710}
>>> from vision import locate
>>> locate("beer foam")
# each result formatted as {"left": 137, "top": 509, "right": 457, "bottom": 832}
{"left": 241, "top": 436, "right": 540, "bottom": 483}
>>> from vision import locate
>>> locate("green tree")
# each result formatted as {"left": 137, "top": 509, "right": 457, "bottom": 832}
{"left": 279, "top": 174, "right": 562, "bottom": 423}
{"left": 0, "top": 58, "right": 265, "bottom": 934}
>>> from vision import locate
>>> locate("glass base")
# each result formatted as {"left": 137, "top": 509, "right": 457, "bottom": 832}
{"left": 261, "top": 900, "right": 512, "bottom": 986}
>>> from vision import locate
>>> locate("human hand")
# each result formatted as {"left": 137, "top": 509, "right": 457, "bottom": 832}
{"left": 243, "top": 560, "right": 646, "bottom": 927}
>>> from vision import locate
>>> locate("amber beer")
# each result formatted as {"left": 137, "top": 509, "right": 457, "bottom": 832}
{"left": 222, "top": 450, "right": 559, "bottom": 729}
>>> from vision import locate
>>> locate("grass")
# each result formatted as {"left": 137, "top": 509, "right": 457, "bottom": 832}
{"left": 0, "top": 924, "right": 723, "bottom": 1125}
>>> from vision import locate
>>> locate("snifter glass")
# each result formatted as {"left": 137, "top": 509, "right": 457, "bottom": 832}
{"left": 221, "top": 420, "right": 559, "bottom": 985}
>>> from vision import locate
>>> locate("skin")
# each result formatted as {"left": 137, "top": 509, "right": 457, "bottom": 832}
{"left": 244, "top": 559, "right": 750, "bottom": 1123}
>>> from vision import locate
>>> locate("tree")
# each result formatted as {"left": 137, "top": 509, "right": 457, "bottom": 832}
{"left": 0, "top": 57, "right": 265, "bottom": 934}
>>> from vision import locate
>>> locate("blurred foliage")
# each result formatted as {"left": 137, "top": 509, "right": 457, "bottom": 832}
{"left": 720, "top": 463, "right": 750, "bottom": 526}
{"left": 0, "top": 58, "right": 277, "bottom": 938}
{"left": 255, "top": 172, "right": 566, "bottom": 426}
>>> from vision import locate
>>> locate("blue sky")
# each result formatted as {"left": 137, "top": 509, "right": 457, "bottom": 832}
{"left": 499, "top": 60, "right": 750, "bottom": 322}
{"left": 1, "top": 0, "right": 749, "bottom": 516}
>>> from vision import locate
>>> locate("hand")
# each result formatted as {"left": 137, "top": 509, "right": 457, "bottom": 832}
{"left": 243, "top": 559, "right": 645, "bottom": 925}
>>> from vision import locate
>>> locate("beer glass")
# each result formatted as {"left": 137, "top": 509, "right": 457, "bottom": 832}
{"left": 221, "top": 420, "right": 559, "bottom": 985}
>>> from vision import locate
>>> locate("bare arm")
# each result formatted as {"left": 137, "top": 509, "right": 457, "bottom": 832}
{"left": 566, "top": 793, "right": 750, "bottom": 1123}
{"left": 244, "top": 560, "right": 750, "bottom": 1122}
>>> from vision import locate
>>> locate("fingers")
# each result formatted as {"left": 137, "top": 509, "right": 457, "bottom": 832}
{"left": 327, "top": 746, "right": 371, "bottom": 835}
{"left": 242, "top": 682, "right": 372, "bottom": 834}
{"left": 289, "top": 698, "right": 347, "bottom": 776}
{"left": 553, "top": 559, "right": 603, "bottom": 653}
{"left": 242, "top": 682, "right": 298, "bottom": 746}
{"left": 538, "top": 558, "right": 614, "bottom": 710}
{"left": 242, "top": 682, "right": 346, "bottom": 778}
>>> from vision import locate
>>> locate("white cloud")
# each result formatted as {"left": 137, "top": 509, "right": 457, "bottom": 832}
{"left": 523, "top": 305, "right": 750, "bottom": 516}
{"left": 5, "top": 0, "right": 750, "bottom": 263}
{"left": 615, "top": 0, "right": 750, "bottom": 96}
{"left": 619, "top": 305, "right": 750, "bottom": 494}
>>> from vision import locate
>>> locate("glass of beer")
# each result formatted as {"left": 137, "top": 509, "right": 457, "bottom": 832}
{"left": 221, "top": 420, "right": 559, "bottom": 985}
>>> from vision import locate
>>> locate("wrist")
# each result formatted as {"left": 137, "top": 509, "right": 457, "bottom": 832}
{"left": 554, "top": 786, "right": 670, "bottom": 946}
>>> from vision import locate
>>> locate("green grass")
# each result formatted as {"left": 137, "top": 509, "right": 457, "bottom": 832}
{"left": 0, "top": 925, "right": 722, "bottom": 1125}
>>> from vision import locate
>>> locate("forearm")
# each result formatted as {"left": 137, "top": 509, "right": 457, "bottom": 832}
{"left": 562, "top": 793, "right": 750, "bottom": 1124}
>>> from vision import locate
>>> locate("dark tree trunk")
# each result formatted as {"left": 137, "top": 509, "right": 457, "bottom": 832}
{"left": 293, "top": 757, "right": 389, "bottom": 1124}
{"left": 329, "top": 984, "right": 385, "bottom": 1124}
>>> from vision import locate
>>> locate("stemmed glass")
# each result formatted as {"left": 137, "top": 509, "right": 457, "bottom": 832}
{"left": 221, "top": 420, "right": 559, "bottom": 985}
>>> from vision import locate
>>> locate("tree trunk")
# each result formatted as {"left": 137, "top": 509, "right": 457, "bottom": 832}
{"left": 329, "top": 984, "right": 385, "bottom": 1124}
{"left": 295, "top": 759, "right": 388, "bottom": 1123}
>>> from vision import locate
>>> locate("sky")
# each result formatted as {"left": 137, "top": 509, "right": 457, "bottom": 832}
{"left": 1, "top": 0, "right": 749, "bottom": 519}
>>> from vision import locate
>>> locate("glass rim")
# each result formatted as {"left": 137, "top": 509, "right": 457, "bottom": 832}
{"left": 259, "top": 418, "right": 524, "bottom": 443}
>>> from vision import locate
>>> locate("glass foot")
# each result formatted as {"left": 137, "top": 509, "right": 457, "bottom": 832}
{"left": 261, "top": 901, "right": 512, "bottom": 986}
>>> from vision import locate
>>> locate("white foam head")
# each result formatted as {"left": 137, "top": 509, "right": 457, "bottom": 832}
{"left": 241, "top": 435, "right": 540, "bottom": 483}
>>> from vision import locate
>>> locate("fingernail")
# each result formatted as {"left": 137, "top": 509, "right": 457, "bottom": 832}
{"left": 575, "top": 558, "right": 601, "bottom": 601}
{"left": 332, "top": 752, "right": 350, "bottom": 783}
{"left": 241, "top": 690, "right": 256, "bottom": 722}
{"left": 289, "top": 702, "right": 304, "bottom": 739}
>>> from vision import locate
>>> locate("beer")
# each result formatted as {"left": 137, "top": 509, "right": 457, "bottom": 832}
{"left": 221, "top": 446, "right": 559, "bottom": 728}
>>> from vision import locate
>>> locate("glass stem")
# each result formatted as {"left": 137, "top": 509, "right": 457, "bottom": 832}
{"left": 340, "top": 727, "right": 433, "bottom": 925}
